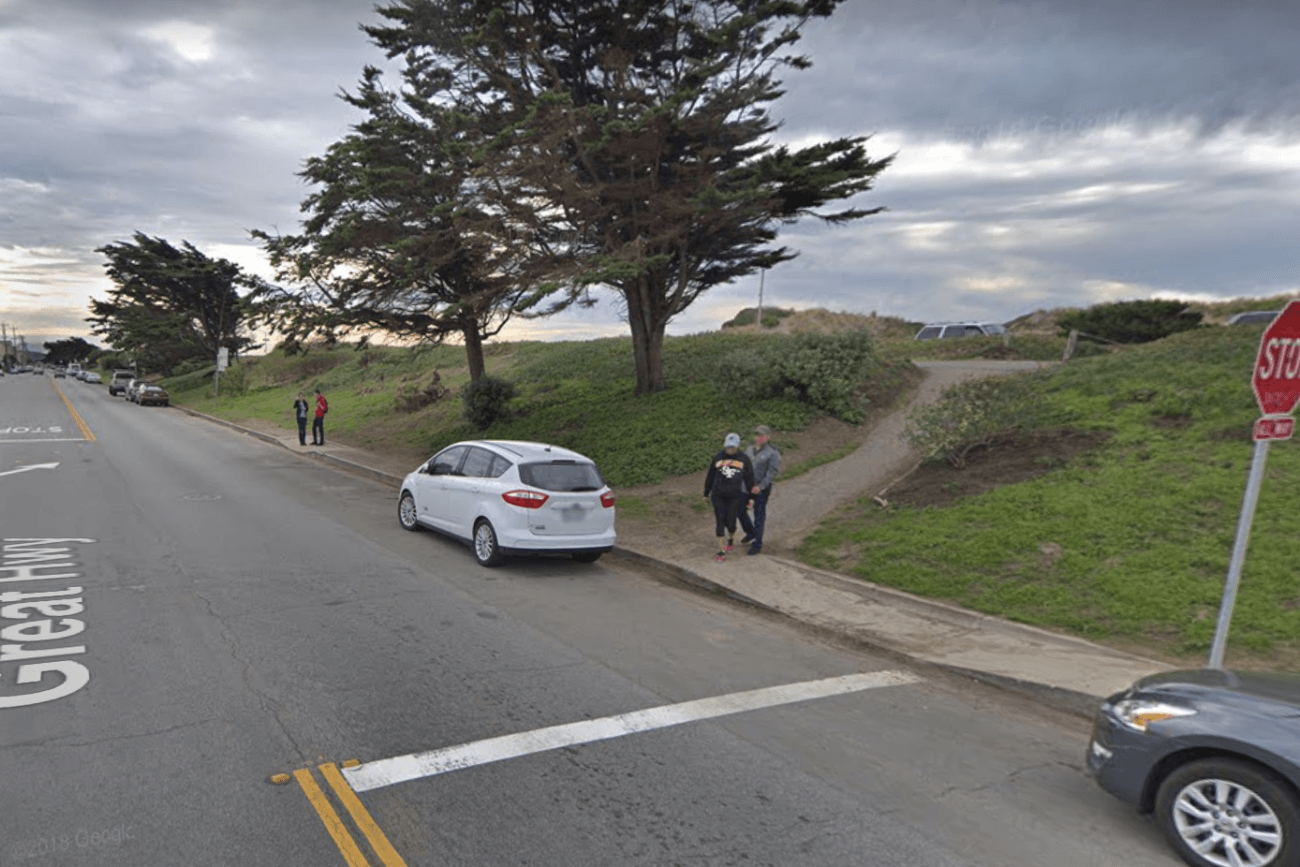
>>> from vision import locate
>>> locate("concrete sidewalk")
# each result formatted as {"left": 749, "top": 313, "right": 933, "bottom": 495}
{"left": 177, "top": 360, "right": 1170, "bottom": 719}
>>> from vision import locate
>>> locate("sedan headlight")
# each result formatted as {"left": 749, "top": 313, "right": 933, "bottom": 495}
{"left": 1111, "top": 698, "right": 1196, "bottom": 732}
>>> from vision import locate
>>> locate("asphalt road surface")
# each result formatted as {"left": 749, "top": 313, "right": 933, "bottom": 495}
{"left": 0, "top": 372, "right": 1180, "bottom": 866}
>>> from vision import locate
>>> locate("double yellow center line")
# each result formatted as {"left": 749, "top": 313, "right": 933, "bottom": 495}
{"left": 292, "top": 763, "right": 408, "bottom": 866}
{"left": 50, "top": 380, "right": 96, "bottom": 442}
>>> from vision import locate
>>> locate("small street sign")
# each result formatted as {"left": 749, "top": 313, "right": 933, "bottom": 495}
{"left": 1253, "top": 416, "right": 1296, "bottom": 441}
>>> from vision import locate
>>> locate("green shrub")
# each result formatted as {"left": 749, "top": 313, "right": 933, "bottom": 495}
{"left": 775, "top": 330, "right": 878, "bottom": 423}
{"left": 462, "top": 376, "right": 518, "bottom": 429}
{"left": 1057, "top": 299, "right": 1203, "bottom": 344}
{"left": 171, "top": 356, "right": 213, "bottom": 377}
{"left": 216, "top": 363, "right": 249, "bottom": 397}
{"left": 905, "top": 372, "right": 1052, "bottom": 467}
{"left": 709, "top": 330, "right": 879, "bottom": 422}
{"left": 723, "top": 307, "right": 795, "bottom": 329}
{"left": 715, "top": 347, "right": 782, "bottom": 401}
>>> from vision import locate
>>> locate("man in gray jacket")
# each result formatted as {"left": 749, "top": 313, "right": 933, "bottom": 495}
{"left": 740, "top": 424, "right": 782, "bottom": 555}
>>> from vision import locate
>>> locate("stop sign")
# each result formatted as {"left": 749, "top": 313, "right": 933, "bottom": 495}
{"left": 1253, "top": 300, "right": 1300, "bottom": 415}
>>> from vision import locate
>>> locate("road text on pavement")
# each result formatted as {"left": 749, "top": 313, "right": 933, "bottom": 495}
{"left": 0, "top": 538, "right": 97, "bottom": 709}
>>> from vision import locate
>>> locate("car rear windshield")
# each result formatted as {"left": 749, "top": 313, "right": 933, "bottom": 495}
{"left": 518, "top": 460, "right": 604, "bottom": 492}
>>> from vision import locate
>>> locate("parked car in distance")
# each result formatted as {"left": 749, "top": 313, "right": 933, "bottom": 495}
{"left": 108, "top": 370, "right": 135, "bottom": 396}
{"left": 83, "top": 371, "right": 102, "bottom": 384}
{"left": 135, "top": 383, "right": 169, "bottom": 406}
{"left": 914, "top": 321, "right": 1009, "bottom": 340}
{"left": 1226, "top": 311, "right": 1280, "bottom": 326}
{"left": 53, "top": 367, "right": 66, "bottom": 378}
{"left": 1088, "top": 668, "right": 1300, "bottom": 867}
{"left": 398, "top": 440, "right": 616, "bottom": 567}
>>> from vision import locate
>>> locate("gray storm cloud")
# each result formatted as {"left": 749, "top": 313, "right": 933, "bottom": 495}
{"left": 1, "top": 0, "right": 1297, "bottom": 345}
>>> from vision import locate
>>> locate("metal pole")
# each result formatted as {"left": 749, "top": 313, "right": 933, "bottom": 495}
{"left": 1208, "top": 438, "right": 1271, "bottom": 668}
{"left": 756, "top": 269, "right": 764, "bottom": 329}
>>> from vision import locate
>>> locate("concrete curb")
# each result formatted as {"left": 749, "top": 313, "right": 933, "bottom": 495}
{"left": 773, "top": 555, "right": 1165, "bottom": 664}
{"left": 175, "top": 406, "right": 405, "bottom": 487}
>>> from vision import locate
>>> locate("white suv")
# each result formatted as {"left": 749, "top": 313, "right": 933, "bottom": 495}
{"left": 108, "top": 370, "right": 135, "bottom": 396}
{"left": 398, "top": 440, "right": 616, "bottom": 566}
{"left": 914, "top": 321, "right": 1008, "bottom": 340}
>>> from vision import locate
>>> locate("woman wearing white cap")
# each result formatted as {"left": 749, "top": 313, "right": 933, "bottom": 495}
{"left": 703, "top": 432, "right": 755, "bottom": 562}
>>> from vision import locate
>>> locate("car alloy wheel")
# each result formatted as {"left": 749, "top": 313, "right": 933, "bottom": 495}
{"left": 473, "top": 520, "right": 502, "bottom": 567}
{"left": 1156, "top": 758, "right": 1298, "bottom": 867}
{"left": 398, "top": 492, "right": 419, "bottom": 531}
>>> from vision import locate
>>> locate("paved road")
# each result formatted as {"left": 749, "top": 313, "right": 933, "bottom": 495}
{"left": 0, "top": 373, "right": 1178, "bottom": 866}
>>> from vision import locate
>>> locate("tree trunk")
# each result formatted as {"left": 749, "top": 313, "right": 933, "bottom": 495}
{"left": 462, "top": 324, "right": 486, "bottom": 381}
{"left": 626, "top": 281, "right": 667, "bottom": 395}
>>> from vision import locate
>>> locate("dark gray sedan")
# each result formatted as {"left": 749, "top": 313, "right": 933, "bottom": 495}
{"left": 1088, "top": 668, "right": 1300, "bottom": 867}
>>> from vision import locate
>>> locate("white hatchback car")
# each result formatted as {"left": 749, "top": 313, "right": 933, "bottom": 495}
{"left": 398, "top": 440, "right": 616, "bottom": 566}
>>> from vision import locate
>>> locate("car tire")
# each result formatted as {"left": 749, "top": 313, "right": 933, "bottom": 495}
{"left": 473, "top": 520, "right": 502, "bottom": 567}
{"left": 571, "top": 551, "right": 602, "bottom": 564}
{"left": 398, "top": 492, "right": 420, "bottom": 531}
{"left": 1155, "top": 757, "right": 1299, "bottom": 867}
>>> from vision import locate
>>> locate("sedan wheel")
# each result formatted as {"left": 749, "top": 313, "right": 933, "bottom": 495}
{"left": 1156, "top": 758, "right": 1298, "bottom": 867}
{"left": 398, "top": 492, "right": 419, "bottom": 531}
{"left": 473, "top": 520, "right": 502, "bottom": 567}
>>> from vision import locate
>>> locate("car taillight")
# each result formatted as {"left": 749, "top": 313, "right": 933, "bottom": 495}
{"left": 600, "top": 492, "right": 615, "bottom": 508}
{"left": 502, "top": 490, "right": 549, "bottom": 509}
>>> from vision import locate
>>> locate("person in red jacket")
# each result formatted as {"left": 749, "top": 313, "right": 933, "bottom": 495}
{"left": 312, "top": 388, "right": 328, "bottom": 445}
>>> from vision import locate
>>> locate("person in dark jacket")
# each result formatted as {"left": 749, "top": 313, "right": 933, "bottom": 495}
{"left": 703, "top": 432, "right": 755, "bottom": 562}
{"left": 293, "top": 392, "right": 310, "bottom": 446}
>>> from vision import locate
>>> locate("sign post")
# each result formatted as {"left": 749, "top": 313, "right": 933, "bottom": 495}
{"left": 215, "top": 347, "right": 229, "bottom": 399}
{"left": 1208, "top": 301, "right": 1300, "bottom": 667}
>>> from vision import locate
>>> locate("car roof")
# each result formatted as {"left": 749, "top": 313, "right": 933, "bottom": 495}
{"left": 449, "top": 439, "right": 595, "bottom": 463}
{"left": 919, "top": 321, "right": 1005, "bottom": 327}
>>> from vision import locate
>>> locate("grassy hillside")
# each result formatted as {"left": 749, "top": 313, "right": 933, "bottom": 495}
{"left": 164, "top": 330, "right": 912, "bottom": 487}
{"left": 800, "top": 323, "right": 1300, "bottom": 669}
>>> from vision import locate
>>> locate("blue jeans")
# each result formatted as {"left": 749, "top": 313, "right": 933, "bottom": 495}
{"left": 739, "top": 487, "right": 770, "bottom": 549}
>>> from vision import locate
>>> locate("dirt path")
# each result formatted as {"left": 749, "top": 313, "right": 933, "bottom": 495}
{"left": 615, "top": 360, "right": 1052, "bottom": 557}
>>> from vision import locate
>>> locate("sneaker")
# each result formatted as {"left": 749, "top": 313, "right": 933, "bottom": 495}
{"left": 741, "top": 535, "right": 754, "bottom": 544}
{"left": 715, "top": 551, "right": 727, "bottom": 562}
{"left": 724, "top": 541, "right": 735, "bottom": 554}
{"left": 746, "top": 546, "right": 762, "bottom": 556}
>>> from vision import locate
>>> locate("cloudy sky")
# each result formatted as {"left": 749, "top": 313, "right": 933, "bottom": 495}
{"left": 1, "top": 0, "right": 1297, "bottom": 351}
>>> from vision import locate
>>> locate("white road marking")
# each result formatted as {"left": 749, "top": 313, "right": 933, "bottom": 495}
{"left": 0, "top": 439, "right": 85, "bottom": 444}
{"left": 0, "top": 463, "right": 60, "bottom": 478}
{"left": 342, "top": 669, "right": 921, "bottom": 793}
